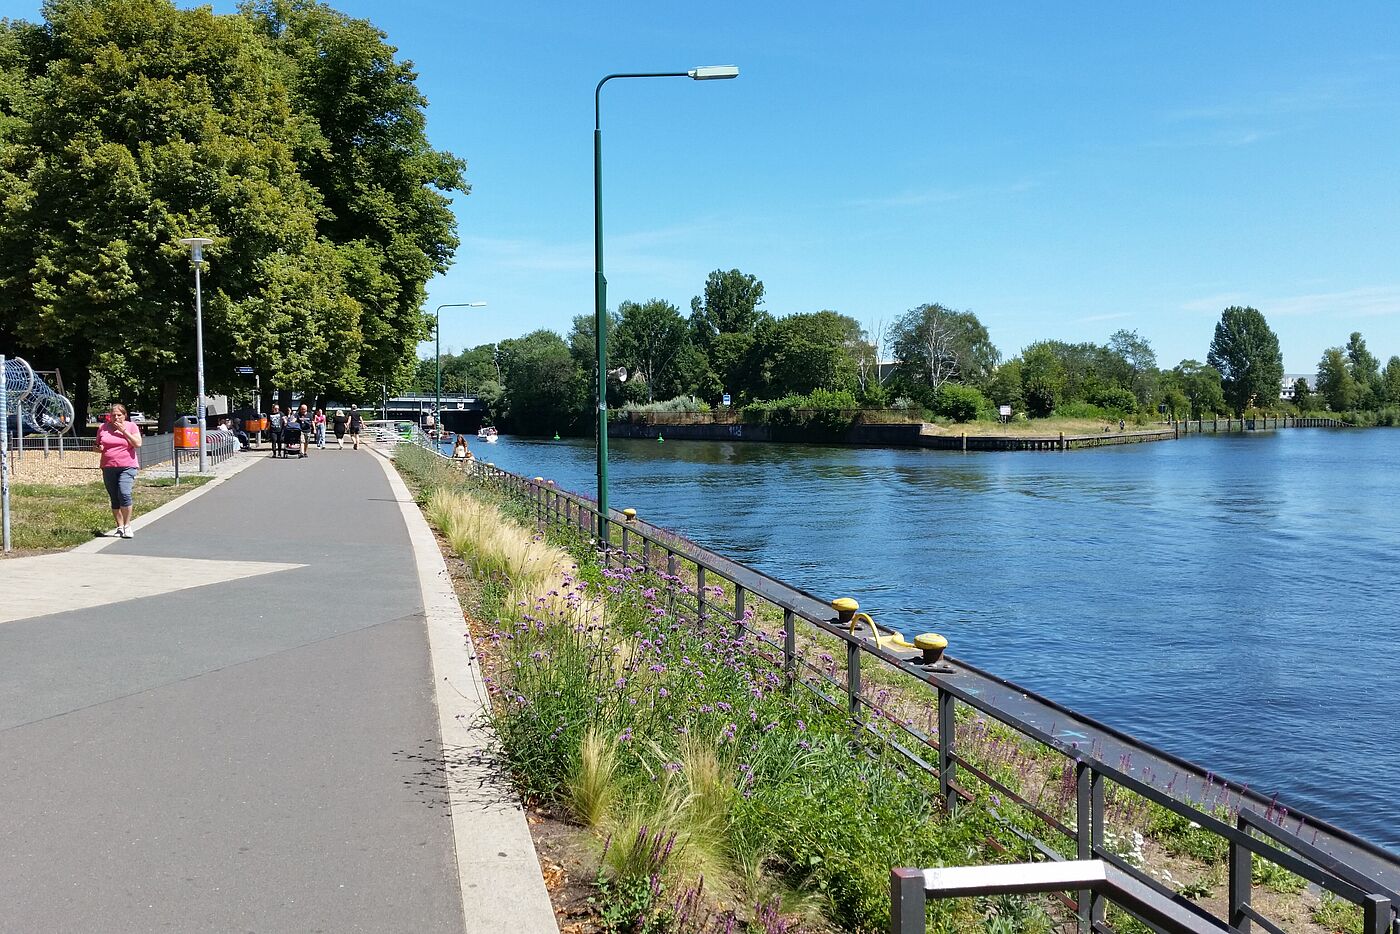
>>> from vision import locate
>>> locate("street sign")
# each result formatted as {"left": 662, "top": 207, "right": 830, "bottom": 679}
{"left": 235, "top": 366, "right": 254, "bottom": 375}
{"left": 722, "top": 393, "right": 731, "bottom": 406}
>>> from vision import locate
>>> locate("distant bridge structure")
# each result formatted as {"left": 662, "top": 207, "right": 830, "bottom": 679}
{"left": 376, "top": 393, "right": 490, "bottom": 434}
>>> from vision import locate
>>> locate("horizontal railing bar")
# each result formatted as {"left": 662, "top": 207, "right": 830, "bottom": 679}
{"left": 948, "top": 751, "right": 1076, "bottom": 841}
{"left": 1239, "top": 809, "right": 1400, "bottom": 907}
{"left": 1239, "top": 904, "right": 1290, "bottom": 934}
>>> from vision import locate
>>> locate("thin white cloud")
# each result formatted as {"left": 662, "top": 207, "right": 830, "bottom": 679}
{"left": 1183, "top": 286, "right": 1400, "bottom": 319}
{"left": 850, "top": 178, "right": 1038, "bottom": 209}
{"left": 1075, "top": 312, "right": 1133, "bottom": 324}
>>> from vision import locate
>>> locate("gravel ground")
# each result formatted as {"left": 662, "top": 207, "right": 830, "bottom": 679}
{"left": 4, "top": 450, "right": 103, "bottom": 486}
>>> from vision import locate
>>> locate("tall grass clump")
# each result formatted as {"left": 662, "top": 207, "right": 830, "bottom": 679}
{"left": 409, "top": 474, "right": 1036, "bottom": 933}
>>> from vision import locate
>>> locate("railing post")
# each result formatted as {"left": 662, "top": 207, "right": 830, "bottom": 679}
{"left": 890, "top": 868, "right": 926, "bottom": 934}
{"left": 846, "top": 639, "right": 862, "bottom": 720}
{"left": 1229, "top": 814, "right": 1252, "bottom": 932}
{"left": 937, "top": 686, "right": 957, "bottom": 815}
{"left": 621, "top": 524, "right": 630, "bottom": 557}
{"left": 696, "top": 566, "right": 707, "bottom": 625}
{"left": 783, "top": 609, "right": 796, "bottom": 689}
{"left": 642, "top": 535, "right": 650, "bottom": 571}
{"left": 667, "top": 549, "right": 677, "bottom": 614}
{"left": 1362, "top": 894, "right": 1390, "bottom": 934}
{"left": 734, "top": 585, "right": 745, "bottom": 637}
{"left": 1074, "top": 762, "right": 1108, "bottom": 932}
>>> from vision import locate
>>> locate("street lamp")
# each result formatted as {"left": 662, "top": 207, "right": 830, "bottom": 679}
{"left": 435, "top": 302, "right": 486, "bottom": 438}
{"left": 179, "top": 237, "right": 214, "bottom": 472}
{"left": 593, "top": 65, "right": 739, "bottom": 538}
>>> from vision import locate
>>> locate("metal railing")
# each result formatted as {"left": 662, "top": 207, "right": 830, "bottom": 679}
{"left": 415, "top": 446, "right": 1399, "bottom": 934}
{"left": 141, "top": 430, "right": 240, "bottom": 473}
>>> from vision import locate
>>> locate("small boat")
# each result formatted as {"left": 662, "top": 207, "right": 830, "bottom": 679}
{"left": 477, "top": 426, "right": 499, "bottom": 443}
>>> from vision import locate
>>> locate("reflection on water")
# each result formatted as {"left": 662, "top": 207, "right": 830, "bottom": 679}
{"left": 462, "top": 430, "right": 1400, "bottom": 849}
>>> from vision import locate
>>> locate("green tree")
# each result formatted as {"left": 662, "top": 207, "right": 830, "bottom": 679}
{"left": 1315, "top": 347, "right": 1357, "bottom": 412}
{"left": 1206, "top": 306, "right": 1284, "bottom": 415}
{"left": 1168, "top": 360, "right": 1228, "bottom": 419}
{"left": 1290, "top": 377, "right": 1315, "bottom": 412}
{"left": 985, "top": 359, "right": 1024, "bottom": 414}
{"left": 757, "top": 310, "right": 863, "bottom": 398}
{"left": 1019, "top": 342, "right": 1065, "bottom": 417}
{"left": 612, "top": 299, "right": 689, "bottom": 402}
{"left": 1107, "top": 328, "right": 1158, "bottom": 408}
{"left": 497, "top": 329, "right": 586, "bottom": 435}
{"left": 0, "top": 0, "right": 357, "bottom": 427}
{"left": 243, "top": 0, "right": 468, "bottom": 396}
{"left": 1382, "top": 356, "right": 1400, "bottom": 406}
{"left": 688, "top": 268, "right": 768, "bottom": 401}
{"left": 1343, "top": 331, "right": 1381, "bottom": 409}
{"left": 889, "top": 303, "right": 998, "bottom": 398}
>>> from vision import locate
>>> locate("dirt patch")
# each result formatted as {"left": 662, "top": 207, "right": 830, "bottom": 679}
{"left": 5, "top": 449, "right": 102, "bottom": 486}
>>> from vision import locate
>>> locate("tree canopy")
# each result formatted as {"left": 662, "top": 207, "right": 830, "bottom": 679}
{"left": 1206, "top": 306, "right": 1284, "bottom": 416}
{"left": 0, "top": 0, "right": 465, "bottom": 426}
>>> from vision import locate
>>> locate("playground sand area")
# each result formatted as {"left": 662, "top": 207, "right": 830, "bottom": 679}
{"left": 4, "top": 450, "right": 102, "bottom": 486}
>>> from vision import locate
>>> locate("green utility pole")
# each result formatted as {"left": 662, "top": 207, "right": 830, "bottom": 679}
{"left": 592, "top": 66, "right": 739, "bottom": 542}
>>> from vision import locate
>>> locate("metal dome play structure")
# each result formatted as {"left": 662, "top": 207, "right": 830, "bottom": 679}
{"left": 2, "top": 353, "right": 77, "bottom": 552}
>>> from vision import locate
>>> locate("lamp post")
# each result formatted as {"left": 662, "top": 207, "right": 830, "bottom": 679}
{"left": 179, "top": 237, "right": 214, "bottom": 472}
{"left": 435, "top": 302, "right": 486, "bottom": 439}
{"left": 593, "top": 65, "right": 739, "bottom": 539}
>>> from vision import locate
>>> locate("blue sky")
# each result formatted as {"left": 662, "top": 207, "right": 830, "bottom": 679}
{"left": 7, "top": 1, "right": 1399, "bottom": 373}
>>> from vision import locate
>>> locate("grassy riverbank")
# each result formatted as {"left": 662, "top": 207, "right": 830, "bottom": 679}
{"left": 395, "top": 444, "right": 1366, "bottom": 934}
{"left": 1, "top": 476, "right": 210, "bottom": 555}
{"left": 395, "top": 444, "right": 1050, "bottom": 933}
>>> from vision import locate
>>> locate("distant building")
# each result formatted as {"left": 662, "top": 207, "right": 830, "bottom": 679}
{"left": 1279, "top": 374, "right": 1316, "bottom": 400}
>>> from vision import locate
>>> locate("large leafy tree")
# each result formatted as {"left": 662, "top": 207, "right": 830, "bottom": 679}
{"left": 757, "top": 310, "right": 864, "bottom": 398}
{"left": 1107, "top": 328, "right": 1158, "bottom": 408}
{"left": 497, "top": 329, "right": 586, "bottom": 435}
{"left": 1019, "top": 342, "right": 1065, "bottom": 417}
{"left": 1206, "top": 306, "right": 1283, "bottom": 416}
{"left": 1315, "top": 347, "right": 1357, "bottom": 412}
{"left": 612, "top": 299, "right": 689, "bottom": 402}
{"left": 1166, "top": 359, "right": 1227, "bottom": 419}
{"left": 1343, "top": 331, "right": 1381, "bottom": 409}
{"left": 688, "top": 268, "right": 769, "bottom": 401}
{"left": 889, "top": 303, "right": 998, "bottom": 398}
{"left": 1382, "top": 356, "right": 1400, "bottom": 407}
{"left": 0, "top": 0, "right": 357, "bottom": 427}
{"left": 243, "top": 0, "right": 468, "bottom": 397}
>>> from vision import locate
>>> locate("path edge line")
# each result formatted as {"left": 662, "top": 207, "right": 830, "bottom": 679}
{"left": 369, "top": 442, "right": 559, "bottom": 934}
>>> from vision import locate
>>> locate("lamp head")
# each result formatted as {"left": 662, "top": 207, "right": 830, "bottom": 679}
{"left": 688, "top": 65, "right": 739, "bottom": 80}
{"left": 179, "top": 237, "right": 214, "bottom": 263}
{"left": 608, "top": 366, "right": 629, "bottom": 383}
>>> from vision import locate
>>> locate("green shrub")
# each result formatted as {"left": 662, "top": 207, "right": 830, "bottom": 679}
{"left": 1086, "top": 385, "right": 1139, "bottom": 415}
{"left": 621, "top": 395, "right": 711, "bottom": 414}
{"left": 932, "top": 383, "right": 989, "bottom": 422}
{"left": 1053, "top": 401, "right": 1112, "bottom": 420}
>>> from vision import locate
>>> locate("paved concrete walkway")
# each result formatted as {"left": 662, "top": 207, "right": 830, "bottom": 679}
{"left": 0, "top": 447, "right": 555, "bottom": 933}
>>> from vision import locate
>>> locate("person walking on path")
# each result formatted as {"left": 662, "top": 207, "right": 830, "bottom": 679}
{"left": 297, "top": 404, "right": 312, "bottom": 458}
{"left": 451, "top": 434, "right": 472, "bottom": 464}
{"left": 268, "top": 404, "right": 285, "bottom": 458}
{"left": 96, "top": 402, "right": 142, "bottom": 539}
{"left": 348, "top": 404, "right": 364, "bottom": 450}
{"left": 314, "top": 408, "right": 327, "bottom": 449}
{"left": 332, "top": 409, "right": 347, "bottom": 449}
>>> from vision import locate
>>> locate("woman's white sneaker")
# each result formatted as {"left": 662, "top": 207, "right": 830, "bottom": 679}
{"left": 119, "top": 527, "right": 134, "bottom": 539}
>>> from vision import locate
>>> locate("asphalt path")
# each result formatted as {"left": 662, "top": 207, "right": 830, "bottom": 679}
{"left": 0, "top": 449, "right": 466, "bottom": 933}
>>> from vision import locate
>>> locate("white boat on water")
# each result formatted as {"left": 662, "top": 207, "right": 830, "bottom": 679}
{"left": 477, "top": 426, "right": 499, "bottom": 443}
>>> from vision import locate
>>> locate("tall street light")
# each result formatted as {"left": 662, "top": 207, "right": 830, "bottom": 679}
{"left": 435, "top": 302, "right": 486, "bottom": 437}
{"left": 179, "top": 237, "right": 214, "bottom": 472}
{"left": 593, "top": 65, "right": 739, "bottom": 539}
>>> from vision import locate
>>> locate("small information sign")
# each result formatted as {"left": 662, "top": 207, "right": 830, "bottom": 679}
{"left": 722, "top": 393, "right": 731, "bottom": 406}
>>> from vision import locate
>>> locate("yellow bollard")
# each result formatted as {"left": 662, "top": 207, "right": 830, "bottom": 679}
{"left": 914, "top": 633, "right": 948, "bottom": 665}
{"left": 622, "top": 508, "right": 637, "bottom": 520}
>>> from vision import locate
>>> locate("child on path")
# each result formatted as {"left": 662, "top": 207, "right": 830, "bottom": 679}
{"left": 96, "top": 403, "right": 142, "bottom": 539}
{"left": 268, "top": 404, "right": 284, "bottom": 458}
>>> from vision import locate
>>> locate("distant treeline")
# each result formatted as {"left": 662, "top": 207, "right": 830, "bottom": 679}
{"left": 420, "top": 269, "right": 1400, "bottom": 435}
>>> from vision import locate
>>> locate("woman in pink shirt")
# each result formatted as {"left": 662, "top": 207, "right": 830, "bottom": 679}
{"left": 97, "top": 402, "right": 143, "bottom": 539}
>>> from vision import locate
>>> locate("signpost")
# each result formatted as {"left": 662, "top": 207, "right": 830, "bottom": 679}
{"left": 722, "top": 392, "right": 731, "bottom": 407}
{"left": 999, "top": 404, "right": 1012, "bottom": 424}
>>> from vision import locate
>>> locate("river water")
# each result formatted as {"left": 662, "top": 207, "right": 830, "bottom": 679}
{"left": 455, "top": 429, "right": 1400, "bottom": 850}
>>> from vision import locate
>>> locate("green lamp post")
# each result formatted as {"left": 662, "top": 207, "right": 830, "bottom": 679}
{"left": 593, "top": 65, "right": 739, "bottom": 540}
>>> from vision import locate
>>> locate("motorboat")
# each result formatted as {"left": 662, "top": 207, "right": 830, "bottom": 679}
{"left": 476, "top": 426, "right": 499, "bottom": 443}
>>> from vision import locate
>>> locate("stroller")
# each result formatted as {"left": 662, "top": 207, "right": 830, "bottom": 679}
{"left": 279, "top": 419, "right": 302, "bottom": 458}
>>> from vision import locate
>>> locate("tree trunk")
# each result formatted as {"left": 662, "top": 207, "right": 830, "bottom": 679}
{"left": 159, "top": 378, "right": 179, "bottom": 432}
{"left": 277, "top": 388, "right": 293, "bottom": 411}
{"left": 69, "top": 345, "right": 92, "bottom": 435}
